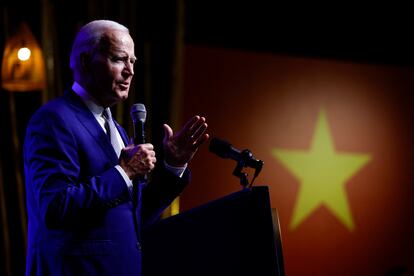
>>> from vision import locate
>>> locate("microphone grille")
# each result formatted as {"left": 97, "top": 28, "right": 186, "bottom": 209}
{"left": 131, "top": 103, "right": 147, "bottom": 122}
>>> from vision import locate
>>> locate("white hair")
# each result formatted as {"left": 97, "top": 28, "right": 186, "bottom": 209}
{"left": 69, "top": 20, "right": 129, "bottom": 74}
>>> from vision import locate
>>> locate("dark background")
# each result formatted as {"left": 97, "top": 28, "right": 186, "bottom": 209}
{"left": 186, "top": 3, "right": 414, "bottom": 66}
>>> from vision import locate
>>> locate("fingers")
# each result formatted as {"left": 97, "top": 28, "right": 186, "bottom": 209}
{"left": 119, "top": 143, "right": 156, "bottom": 178}
{"left": 179, "top": 115, "right": 205, "bottom": 139}
{"left": 181, "top": 115, "right": 200, "bottom": 133}
{"left": 163, "top": 124, "right": 173, "bottom": 143}
{"left": 189, "top": 119, "right": 208, "bottom": 143}
{"left": 135, "top": 144, "right": 156, "bottom": 170}
{"left": 138, "top": 153, "right": 156, "bottom": 171}
{"left": 139, "top": 143, "right": 154, "bottom": 151}
{"left": 185, "top": 116, "right": 208, "bottom": 149}
{"left": 188, "top": 116, "right": 204, "bottom": 135}
{"left": 193, "top": 133, "right": 210, "bottom": 149}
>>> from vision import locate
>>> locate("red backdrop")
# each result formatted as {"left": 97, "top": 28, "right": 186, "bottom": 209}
{"left": 179, "top": 45, "right": 414, "bottom": 275}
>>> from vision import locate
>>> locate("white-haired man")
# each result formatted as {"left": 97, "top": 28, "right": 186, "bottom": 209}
{"left": 24, "top": 20, "right": 208, "bottom": 276}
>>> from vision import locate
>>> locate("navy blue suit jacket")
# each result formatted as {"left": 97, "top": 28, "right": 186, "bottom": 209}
{"left": 24, "top": 90, "right": 189, "bottom": 276}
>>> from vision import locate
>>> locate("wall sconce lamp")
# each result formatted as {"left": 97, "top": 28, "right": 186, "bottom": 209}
{"left": 0, "top": 22, "right": 46, "bottom": 255}
{"left": 1, "top": 22, "right": 46, "bottom": 92}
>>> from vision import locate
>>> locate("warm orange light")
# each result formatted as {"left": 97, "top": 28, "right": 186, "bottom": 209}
{"left": 17, "top": 47, "right": 31, "bottom": 61}
{"left": 1, "top": 23, "right": 46, "bottom": 92}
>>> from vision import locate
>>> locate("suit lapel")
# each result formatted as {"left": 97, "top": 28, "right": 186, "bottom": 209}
{"left": 64, "top": 90, "right": 119, "bottom": 163}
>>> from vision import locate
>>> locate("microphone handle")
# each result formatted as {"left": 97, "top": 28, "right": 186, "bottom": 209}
{"left": 133, "top": 121, "right": 148, "bottom": 183}
{"left": 134, "top": 121, "right": 145, "bottom": 145}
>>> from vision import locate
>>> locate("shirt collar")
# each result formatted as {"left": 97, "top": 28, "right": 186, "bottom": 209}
{"left": 72, "top": 82, "right": 104, "bottom": 116}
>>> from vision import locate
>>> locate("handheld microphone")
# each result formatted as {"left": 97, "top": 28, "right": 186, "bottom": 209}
{"left": 130, "top": 103, "right": 147, "bottom": 145}
{"left": 209, "top": 137, "right": 264, "bottom": 171}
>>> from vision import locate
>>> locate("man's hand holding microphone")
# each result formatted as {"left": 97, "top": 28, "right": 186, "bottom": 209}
{"left": 120, "top": 103, "right": 209, "bottom": 180}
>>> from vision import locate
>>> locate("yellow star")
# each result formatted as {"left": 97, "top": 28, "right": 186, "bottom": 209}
{"left": 272, "top": 110, "right": 371, "bottom": 231}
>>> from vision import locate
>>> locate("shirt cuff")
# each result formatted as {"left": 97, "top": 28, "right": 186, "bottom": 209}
{"left": 115, "top": 165, "right": 133, "bottom": 189}
{"left": 164, "top": 160, "right": 187, "bottom": 178}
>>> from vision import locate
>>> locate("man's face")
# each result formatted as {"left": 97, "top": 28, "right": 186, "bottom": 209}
{"left": 88, "top": 29, "right": 136, "bottom": 107}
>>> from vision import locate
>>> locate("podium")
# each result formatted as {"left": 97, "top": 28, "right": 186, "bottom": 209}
{"left": 142, "top": 186, "right": 284, "bottom": 276}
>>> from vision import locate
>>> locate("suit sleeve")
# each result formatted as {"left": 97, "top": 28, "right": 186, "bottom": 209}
{"left": 24, "top": 109, "right": 131, "bottom": 229}
{"left": 141, "top": 165, "right": 190, "bottom": 227}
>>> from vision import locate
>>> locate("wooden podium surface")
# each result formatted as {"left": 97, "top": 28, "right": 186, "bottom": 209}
{"left": 142, "top": 186, "right": 284, "bottom": 276}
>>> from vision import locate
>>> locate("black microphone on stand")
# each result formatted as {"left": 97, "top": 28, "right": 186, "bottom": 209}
{"left": 209, "top": 137, "right": 264, "bottom": 188}
{"left": 209, "top": 137, "right": 263, "bottom": 171}
{"left": 130, "top": 103, "right": 147, "bottom": 145}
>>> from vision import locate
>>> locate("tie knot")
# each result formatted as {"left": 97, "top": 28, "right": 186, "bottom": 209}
{"left": 102, "top": 108, "right": 112, "bottom": 120}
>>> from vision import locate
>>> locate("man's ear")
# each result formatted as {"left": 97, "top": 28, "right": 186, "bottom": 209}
{"left": 80, "top": 53, "right": 91, "bottom": 72}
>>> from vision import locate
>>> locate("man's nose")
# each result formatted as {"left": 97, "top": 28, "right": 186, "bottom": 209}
{"left": 123, "top": 61, "right": 134, "bottom": 76}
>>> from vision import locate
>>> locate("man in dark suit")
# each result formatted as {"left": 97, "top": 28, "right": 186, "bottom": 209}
{"left": 23, "top": 20, "right": 209, "bottom": 276}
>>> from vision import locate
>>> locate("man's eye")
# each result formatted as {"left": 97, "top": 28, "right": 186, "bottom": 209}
{"left": 111, "top": 56, "right": 124, "bottom": 62}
